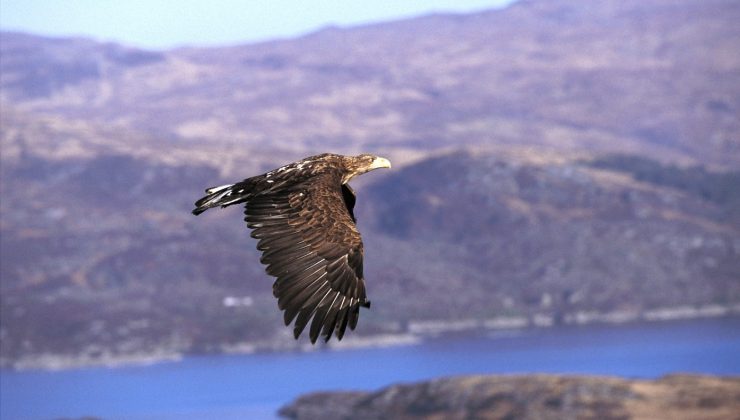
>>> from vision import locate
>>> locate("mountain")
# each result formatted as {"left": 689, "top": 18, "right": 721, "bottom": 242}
{"left": 278, "top": 374, "right": 740, "bottom": 420}
{"left": 2, "top": 0, "right": 739, "bottom": 168}
{"left": 1, "top": 0, "right": 739, "bottom": 368}
{"left": 361, "top": 151, "right": 739, "bottom": 325}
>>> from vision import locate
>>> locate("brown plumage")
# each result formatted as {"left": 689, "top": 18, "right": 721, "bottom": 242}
{"left": 192, "top": 153, "right": 391, "bottom": 343}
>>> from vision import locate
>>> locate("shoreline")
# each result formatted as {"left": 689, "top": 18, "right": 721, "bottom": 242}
{"left": 3, "top": 303, "right": 739, "bottom": 372}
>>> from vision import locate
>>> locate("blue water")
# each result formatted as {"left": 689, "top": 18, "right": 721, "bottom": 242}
{"left": 2, "top": 317, "right": 739, "bottom": 420}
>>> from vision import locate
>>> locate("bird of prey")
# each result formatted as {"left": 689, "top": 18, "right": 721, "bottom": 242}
{"left": 193, "top": 153, "right": 391, "bottom": 343}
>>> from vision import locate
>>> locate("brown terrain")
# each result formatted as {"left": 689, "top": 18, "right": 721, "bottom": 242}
{"left": 0, "top": 0, "right": 739, "bottom": 368}
{"left": 279, "top": 374, "right": 740, "bottom": 420}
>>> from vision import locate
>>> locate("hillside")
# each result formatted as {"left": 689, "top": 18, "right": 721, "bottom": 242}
{"left": 1, "top": 0, "right": 739, "bottom": 368}
{"left": 362, "top": 151, "right": 739, "bottom": 325}
{"left": 2, "top": 0, "right": 739, "bottom": 168}
{"left": 279, "top": 374, "right": 740, "bottom": 420}
{"left": 2, "top": 148, "right": 737, "bottom": 368}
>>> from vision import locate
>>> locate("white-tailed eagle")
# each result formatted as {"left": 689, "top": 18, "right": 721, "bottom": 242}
{"left": 193, "top": 153, "right": 391, "bottom": 343}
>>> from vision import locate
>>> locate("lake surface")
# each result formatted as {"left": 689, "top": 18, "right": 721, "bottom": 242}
{"left": 2, "top": 317, "right": 739, "bottom": 420}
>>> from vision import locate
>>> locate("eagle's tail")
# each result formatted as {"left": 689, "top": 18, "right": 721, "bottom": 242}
{"left": 192, "top": 182, "right": 252, "bottom": 215}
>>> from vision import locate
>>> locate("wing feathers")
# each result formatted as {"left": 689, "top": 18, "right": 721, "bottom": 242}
{"left": 261, "top": 243, "right": 312, "bottom": 263}
{"left": 310, "top": 292, "right": 338, "bottom": 343}
{"left": 321, "top": 296, "right": 346, "bottom": 342}
{"left": 277, "top": 272, "right": 328, "bottom": 312}
{"left": 335, "top": 306, "right": 351, "bottom": 340}
{"left": 243, "top": 172, "right": 368, "bottom": 343}
{"left": 348, "top": 305, "right": 360, "bottom": 330}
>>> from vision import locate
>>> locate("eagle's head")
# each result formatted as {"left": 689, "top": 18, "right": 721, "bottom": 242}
{"left": 342, "top": 153, "right": 392, "bottom": 184}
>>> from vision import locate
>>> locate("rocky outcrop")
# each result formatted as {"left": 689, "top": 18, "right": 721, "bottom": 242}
{"left": 279, "top": 374, "right": 740, "bottom": 420}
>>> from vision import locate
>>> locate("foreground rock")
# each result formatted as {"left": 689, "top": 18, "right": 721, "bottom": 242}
{"left": 279, "top": 374, "right": 740, "bottom": 420}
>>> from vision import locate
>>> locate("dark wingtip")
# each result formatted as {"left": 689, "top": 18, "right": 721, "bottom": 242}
{"left": 192, "top": 198, "right": 207, "bottom": 215}
{"left": 362, "top": 300, "right": 371, "bottom": 309}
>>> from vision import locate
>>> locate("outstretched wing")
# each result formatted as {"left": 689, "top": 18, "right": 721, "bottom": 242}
{"left": 244, "top": 174, "right": 369, "bottom": 343}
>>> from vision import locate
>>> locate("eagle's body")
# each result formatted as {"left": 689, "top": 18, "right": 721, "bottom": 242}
{"left": 193, "top": 153, "right": 391, "bottom": 343}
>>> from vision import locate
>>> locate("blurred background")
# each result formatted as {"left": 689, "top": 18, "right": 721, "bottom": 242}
{"left": 1, "top": 0, "right": 739, "bottom": 419}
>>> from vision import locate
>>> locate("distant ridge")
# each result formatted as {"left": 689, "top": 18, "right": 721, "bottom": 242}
{"left": 2, "top": 0, "right": 738, "bottom": 167}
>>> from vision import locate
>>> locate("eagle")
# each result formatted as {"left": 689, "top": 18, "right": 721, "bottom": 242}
{"left": 192, "top": 153, "right": 391, "bottom": 343}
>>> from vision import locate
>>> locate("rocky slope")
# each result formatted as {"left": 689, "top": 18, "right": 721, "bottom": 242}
{"left": 2, "top": 0, "right": 739, "bottom": 168}
{"left": 2, "top": 147, "right": 737, "bottom": 368}
{"left": 362, "top": 151, "right": 739, "bottom": 326}
{"left": 279, "top": 374, "right": 740, "bottom": 420}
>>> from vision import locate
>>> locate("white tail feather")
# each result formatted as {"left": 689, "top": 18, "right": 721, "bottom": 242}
{"left": 206, "top": 184, "right": 233, "bottom": 194}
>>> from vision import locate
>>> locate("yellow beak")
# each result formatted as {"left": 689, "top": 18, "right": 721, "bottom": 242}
{"left": 370, "top": 156, "right": 392, "bottom": 170}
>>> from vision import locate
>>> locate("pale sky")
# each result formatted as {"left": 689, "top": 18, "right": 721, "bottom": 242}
{"left": 1, "top": 0, "right": 517, "bottom": 49}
